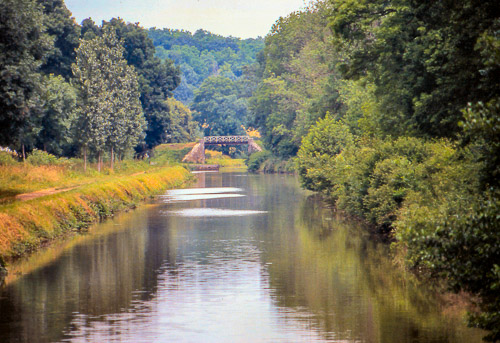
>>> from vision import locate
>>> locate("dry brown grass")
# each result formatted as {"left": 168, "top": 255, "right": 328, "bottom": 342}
{"left": 155, "top": 142, "right": 197, "bottom": 151}
{"left": 0, "top": 166, "right": 192, "bottom": 260}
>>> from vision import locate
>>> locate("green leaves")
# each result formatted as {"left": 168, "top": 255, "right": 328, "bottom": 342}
{"left": 0, "top": 0, "right": 50, "bottom": 146}
{"left": 38, "top": 0, "right": 80, "bottom": 79}
{"left": 400, "top": 189, "right": 500, "bottom": 342}
{"left": 329, "top": 0, "right": 500, "bottom": 138}
{"left": 297, "top": 114, "right": 353, "bottom": 193}
{"left": 72, "top": 29, "right": 145, "bottom": 159}
{"left": 249, "top": 3, "right": 338, "bottom": 158}
{"left": 36, "top": 75, "right": 77, "bottom": 155}
{"left": 191, "top": 75, "right": 247, "bottom": 137}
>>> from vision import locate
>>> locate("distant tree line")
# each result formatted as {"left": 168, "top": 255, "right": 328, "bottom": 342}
{"left": 148, "top": 29, "right": 265, "bottom": 145}
{"left": 0, "top": 0, "right": 197, "bottom": 167}
{"left": 149, "top": 28, "right": 264, "bottom": 104}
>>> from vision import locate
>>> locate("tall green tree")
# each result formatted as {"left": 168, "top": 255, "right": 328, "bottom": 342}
{"left": 249, "top": 2, "right": 338, "bottom": 158}
{"left": 103, "top": 19, "right": 181, "bottom": 149}
{"left": 72, "top": 28, "right": 145, "bottom": 170}
{"left": 0, "top": 0, "right": 50, "bottom": 151}
{"left": 166, "top": 98, "right": 197, "bottom": 142}
{"left": 80, "top": 18, "right": 100, "bottom": 40}
{"left": 35, "top": 74, "right": 78, "bottom": 155}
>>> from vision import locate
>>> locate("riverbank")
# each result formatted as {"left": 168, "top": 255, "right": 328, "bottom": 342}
{"left": 0, "top": 165, "right": 193, "bottom": 275}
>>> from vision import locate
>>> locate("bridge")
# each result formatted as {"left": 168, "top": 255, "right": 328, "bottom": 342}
{"left": 182, "top": 136, "right": 262, "bottom": 164}
{"left": 204, "top": 136, "right": 250, "bottom": 145}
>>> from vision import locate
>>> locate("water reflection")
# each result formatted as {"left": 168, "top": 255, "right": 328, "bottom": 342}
{"left": 164, "top": 187, "right": 244, "bottom": 195}
{"left": 0, "top": 172, "right": 484, "bottom": 342}
{"left": 164, "top": 208, "right": 268, "bottom": 217}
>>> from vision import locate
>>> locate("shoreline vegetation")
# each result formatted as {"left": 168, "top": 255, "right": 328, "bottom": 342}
{"left": 0, "top": 147, "right": 196, "bottom": 280}
{"left": 242, "top": 1, "right": 499, "bottom": 340}
{"left": 1, "top": 0, "right": 498, "bottom": 339}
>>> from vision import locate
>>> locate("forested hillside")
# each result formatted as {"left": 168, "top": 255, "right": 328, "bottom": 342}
{"left": 149, "top": 29, "right": 264, "bottom": 139}
{"left": 149, "top": 28, "right": 264, "bottom": 104}
{"left": 247, "top": 1, "right": 499, "bottom": 340}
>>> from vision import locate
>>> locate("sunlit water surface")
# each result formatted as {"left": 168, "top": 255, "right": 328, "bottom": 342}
{"left": 0, "top": 172, "right": 484, "bottom": 342}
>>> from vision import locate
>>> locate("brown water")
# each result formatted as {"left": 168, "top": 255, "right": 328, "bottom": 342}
{"left": 0, "top": 172, "right": 484, "bottom": 342}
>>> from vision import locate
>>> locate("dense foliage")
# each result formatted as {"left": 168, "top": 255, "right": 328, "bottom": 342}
{"left": 72, "top": 28, "right": 146, "bottom": 170}
{"left": 249, "top": 2, "right": 342, "bottom": 158}
{"left": 0, "top": 0, "right": 50, "bottom": 149}
{"left": 248, "top": 0, "right": 499, "bottom": 340}
{"left": 1, "top": 0, "right": 499, "bottom": 339}
{"left": 149, "top": 28, "right": 264, "bottom": 104}
{"left": 37, "top": 0, "right": 81, "bottom": 80}
{"left": 0, "top": 0, "right": 197, "bottom": 164}
{"left": 149, "top": 28, "right": 264, "bottom": 143}
{"left": 191, "top": 75, "right": 247, "bottom": 137}
{"left": 78, "top": 18, "right": 187, "bottom": 150}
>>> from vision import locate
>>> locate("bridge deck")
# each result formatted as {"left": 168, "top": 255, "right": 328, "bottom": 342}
{"left": 204, "top": 136, "right": 249, "bottom": 145}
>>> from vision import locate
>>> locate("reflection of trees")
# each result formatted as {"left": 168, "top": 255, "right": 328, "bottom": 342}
{"left": 0, "top": 173, "right": 483, "bottom": 343}
{"left": 0, "top": 208, "right": 168, "bottom": 342}
{"left": 256, "top": 180, "right": 483, "bottom": 343}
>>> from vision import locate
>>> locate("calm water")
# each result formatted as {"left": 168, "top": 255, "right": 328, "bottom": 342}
{"left": 0, "top": 172, "right": 484, "bottom": 342}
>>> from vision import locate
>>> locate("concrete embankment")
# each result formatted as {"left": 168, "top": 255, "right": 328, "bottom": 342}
{"left": 0, "top": 166, "right": 192, "bottom": 273}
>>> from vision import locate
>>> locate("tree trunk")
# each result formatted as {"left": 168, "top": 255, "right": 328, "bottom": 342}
{"left": 110, "top": 146, "right": 114, "bottom": 171}
{"left": 22, "top": 144, "right": 26, "bottom": 163}
{"left": 83, "top": 146, "right": 87, "bottom": 172}
{"left": 98, "top": 151, "right": 101, "bottom": 172}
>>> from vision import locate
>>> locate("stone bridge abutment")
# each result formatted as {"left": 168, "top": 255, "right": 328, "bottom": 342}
{"left": 182, "top": 136, "right": 262, "bottom": 164}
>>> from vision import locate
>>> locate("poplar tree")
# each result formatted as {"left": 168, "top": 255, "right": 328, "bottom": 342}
{"left": 72, "top": 28, "right": 145, "bottom": 171}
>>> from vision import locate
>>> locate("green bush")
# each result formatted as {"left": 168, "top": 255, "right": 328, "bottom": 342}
{"left": 297, "top": 127, "right": 481, "bottom": 230}
{"left": 246, "top": 150, "right": 271, "bottom": 172}
{"left": 0, "top": 152, "right": 17, "bottom": 166}
{"left": 296, "top": 115, "right": 354, "bottom": 192}
{"left": 26, "top": 149, "right": 60, "bottom": 166}
{"left": 395, "top": 190, "right": 500, "bottom": 341}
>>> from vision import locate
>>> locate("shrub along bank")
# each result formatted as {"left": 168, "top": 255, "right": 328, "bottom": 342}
{"left": 296, "top": 114, "right": 499, "bottom": 341}
{"left": 246, "top": 151, "right": 295, "bottom": 173}
{"left": 0, "top": 165, "right": 192, "bottom": 270}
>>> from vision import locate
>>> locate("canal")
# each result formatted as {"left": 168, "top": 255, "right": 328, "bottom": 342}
{"left": 0, "top": 172, "right": 484, "bottom": 342}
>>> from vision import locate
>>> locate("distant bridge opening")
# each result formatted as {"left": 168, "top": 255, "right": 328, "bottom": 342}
{"left": 182, "top": 136, "right": 262, "bottom": 164}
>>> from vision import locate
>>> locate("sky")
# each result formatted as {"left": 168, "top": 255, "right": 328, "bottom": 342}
{"left": 65, "top": 0, "right": 308, "bottom": 39}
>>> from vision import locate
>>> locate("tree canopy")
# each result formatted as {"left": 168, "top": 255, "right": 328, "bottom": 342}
{"left": 72, "top": 28, "right": 145, "bottom": 169}
{"left": 0, "top": 0, "right": 50, "bottom": 148}
{"left": 150, "top": 28, "right": 264, "bottom": 104}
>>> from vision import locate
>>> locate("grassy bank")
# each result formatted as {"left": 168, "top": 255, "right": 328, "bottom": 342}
{"left": 0, "top": 165, "right": 192, "bottom": 263}
{"left": 0, "top": 145, "right": 198, "bottom": 270}
{"left": 204, "top": 149, "right": 247, "bottom": 169}
{"left": 0, "top": 148, "right": 192, "bottom": 203}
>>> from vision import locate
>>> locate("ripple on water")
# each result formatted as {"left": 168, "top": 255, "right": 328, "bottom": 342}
{"left": 162, "top": 208, "right": 268, "bottom": 217}
{"left": 164, "top": 187, "right": 243, "bottom": 195}
{"left": 160, "top": 193, "right": 245, "bottom": 202}
{"left": 160, "top": 187, "right": 246, "bottom": 202}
